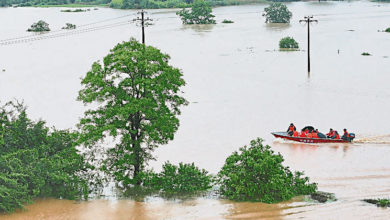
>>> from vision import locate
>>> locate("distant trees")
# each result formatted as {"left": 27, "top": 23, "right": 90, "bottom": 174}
{"left": 218, "top": 138, "right": 317, "bottom": 202}
{"left": 263, "top": 2, "right": 292, "bottom": 23}
{"left": 279, "top": 37, "right": 299, "bottom": 49}
{"left": 27, "top": 20, "right": 50, "bottom": 32}
{"left": 177, "top": 0, "right": 216, "bottom": 24}
{"left": 385, "top": 27, "right": 390, "bottom": 33}
{"left": 77, "top": 39, "right": 187, "bottom": 187}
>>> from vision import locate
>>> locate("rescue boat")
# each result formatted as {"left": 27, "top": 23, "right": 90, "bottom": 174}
{"left": 271, "top": 132, "right": 354, "bottom": 143}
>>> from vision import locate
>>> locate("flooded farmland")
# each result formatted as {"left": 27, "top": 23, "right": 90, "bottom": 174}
{"left": 1, "top": 1, "right": 390, "bottom": 219}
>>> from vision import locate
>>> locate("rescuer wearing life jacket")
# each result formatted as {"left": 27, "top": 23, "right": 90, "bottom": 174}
{"left": 300, "top": 130, "right": 307, "bottom": 137}
{"left": 312, "top": 130, "right": 319, "bottom": 138}
{"left": 327, "top": 129, "right": 335, "bottom": 138}
{"left": 307, "top": 131, "right": 313, "bottom": 138}
{"left": 342, "top": 129, "right": 350, "bottom": 141}
{"left": 334, "top": 131, "right": 340, "bottom": 139}
{"left": 287, "top": 123, "right": 296, "bottom": 136}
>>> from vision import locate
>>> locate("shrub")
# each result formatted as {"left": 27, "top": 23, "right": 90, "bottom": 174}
{"left": 263, "top": 2, "right": 292, "bottom": 23}
{"left": 176, "top": 0, "right": 216, "bottom": 24}
{"left": 362, "top": 52, "right": 371, "bottom": 56}
{"left": 218, "top": 138, "right": 317, "bottom": 203}
{"left": 0, "top": 101, "right": 92, "bottom": 212}
{"left": 27, "top": 20, "right": 50, "bottom": 32}
{"left": 279, "top": 37, "right": 299, "bottom": 49}
{"left": 141, "top": 161, "right": 213, "bottom": 193}
{"left": 222, "top": 19, "right": 234, "bottom": 23}
{"left": 62, "top": 23, "right": 77, "bottom": 29}
{"left": 385, "top": 27, "right": 390, "bottom": 33}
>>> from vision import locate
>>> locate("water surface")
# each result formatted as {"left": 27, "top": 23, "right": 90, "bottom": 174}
{"left": 1, "top": 1, "right": 390, "bottom": 219}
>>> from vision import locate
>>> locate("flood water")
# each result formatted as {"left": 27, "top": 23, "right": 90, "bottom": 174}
{"left": 1, "top": 0, "right": 390, "bottom": 219}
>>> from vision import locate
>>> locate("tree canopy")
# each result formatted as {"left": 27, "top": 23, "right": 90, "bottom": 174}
{"left": 78, "top": 39, "right": 187, "bottom": 187}
{"left": 279, "top": 36, "right": 299, "bottom": 49}
{"left": 218, "top": 138, "right": 317, "bottom": 203}
{"left": 27, "top": 20, "right": 50, "bottom": 32}
{"left": 176, "top": 0, "right": 216, "bottom": 24}
{"left": 0, "top": 101, "right": 92, "bottom": 213}
{"left": 263, "top": 2, "right": 292, "bottom": 23}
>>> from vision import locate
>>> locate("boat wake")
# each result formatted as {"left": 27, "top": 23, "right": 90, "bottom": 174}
{"left": 354, "top": 134, "right": 390, "bottom": 144}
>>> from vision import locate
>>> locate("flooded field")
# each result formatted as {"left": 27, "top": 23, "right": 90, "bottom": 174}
{"left": 1, "top": 0, "right": 390, "bottom": 219}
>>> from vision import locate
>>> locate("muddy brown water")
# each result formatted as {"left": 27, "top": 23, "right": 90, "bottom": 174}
{"left": 1, "top": 1, "right": 390, "bottom": 219}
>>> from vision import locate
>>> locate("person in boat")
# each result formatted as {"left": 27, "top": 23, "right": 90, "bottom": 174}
{"left": 293, "top": 130, "right": 299, "bottom": 137}
{"left": 299, "top": 129, "right": 307, "bottom": 137}
{"left": 334, "top": 130, "right": 340, "bottom": 139}
{"left": 287, "top": 123, "right": 296, "bottom": 136}
{"left": 307, "top": 131, "right": 313, "bottom": 138}
{"left": 327, "top": 129, "right": 335, "bottom": 138}
{"left": 312, "top": 130, "right": 319, "bottom": 138}
{"left": 342, "top": 129, "right": 350, "bottom": 141}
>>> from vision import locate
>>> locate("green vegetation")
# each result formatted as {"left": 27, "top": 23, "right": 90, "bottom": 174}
{"left": 0, "top": 0, "right": 267, "bottom": 9}
{"left": 263, "top": 2, "right": 292, "bottom": 23}
{"left": 218, "top": 138, "right": 317, "bottom": 203}
{"left": 27, "top": 20, "right": 50, "bottom": 32}
{"left": 222, "top": 19, "right": 234, "bottom": 23}
{"left": 385, "top": 27, "right": 390, "bottom": 33}
{"left": 60, "top": 8, "right": 86, "bottom": 12}
{"left": 140, "top": 162, "right": 213, "bottom": 193}
{"left": 363, "top": 198, "right": 390, "bottom": 207}
{"left": 362, "top": 52, "right": 371, "bottom": 56}
{"left": 0, "top": 101, "right": 92, "bottom": 213}
{"left": 279, "top": 37, "right": 299, "bottom": 49}
{"left": 77, "top": 39, "right": 187, "bottom": 187}
{"left": 177, "top": 0, "right": 216, "bottom": 24}
{"left": 62, "top": 23, "right": 77, "bottom": 29}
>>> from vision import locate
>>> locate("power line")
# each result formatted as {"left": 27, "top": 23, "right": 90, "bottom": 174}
{"left": 0, "top": 20, "right": 133, "bottom": 46}
{"left": 0, "top": 14, "right": 134, "bottom": 43}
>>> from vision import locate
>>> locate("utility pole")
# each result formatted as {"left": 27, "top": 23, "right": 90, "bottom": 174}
{"left": 299, "top": 16, "right": 317, "bottom": 75}
{"left": 133, "top": 10, "right": 153, "bottom": 45}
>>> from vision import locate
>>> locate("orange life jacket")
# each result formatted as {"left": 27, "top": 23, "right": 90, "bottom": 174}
{"left": 293, "top": 131, "right": 299, "bottom": 137}
{"left": 335, "top": 133, "right": 340, "bottom": 139}
{"left": 288, "top": 125, "right": 295, "bottom": 132}
{"left": 307, "top": 133, "right": 313, "bottom": 138}
{"left": 312, "top": 133, "right": 318, "bottom": 138}
{"left": 327, "top": 131, "right": 334, "bottom": 137}
{"left": 344, "top": 131, "right": 350, "bottom": 137}
{"left": 300, "top": 131, "right": 307, "bottom": 137}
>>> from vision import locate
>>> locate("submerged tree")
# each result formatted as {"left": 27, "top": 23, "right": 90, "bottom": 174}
{"left": 27, "top": 20, "right": 50, "bottom": 32}
{"left": 279, "top": 37, "right": 299, "bottom": 49}
{"left": 176, "top": 0, "right": 216, "bottom": 24}
{"left": 263, "top": 3, "right": 292, "bottom": 23}
{"left": 0, "top": 101, "right": 91, "bottom": 213}
{"left": 218, "top": 138, "right": 317, "bottom": 203}
{"left": 78, "top": 39, "right": 187, "bottom": 187}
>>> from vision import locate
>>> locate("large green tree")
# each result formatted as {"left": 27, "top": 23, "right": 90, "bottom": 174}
{"left": 263, "top": 2, "right": 292, "bottom": 23}
{"left": 78, "top": 39, "right": 187, "bottom": 187}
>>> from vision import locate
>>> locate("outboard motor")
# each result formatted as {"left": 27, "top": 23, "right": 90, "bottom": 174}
{"left": 349, "top": 133, "right": 355, "bottom": 142}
